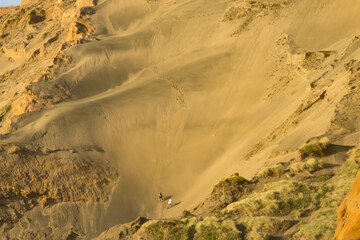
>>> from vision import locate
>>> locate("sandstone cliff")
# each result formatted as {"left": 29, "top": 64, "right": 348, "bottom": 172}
{"left": 334, "top": 167, "right": 360, "bottom": 239}
{"left": 0, "top": 0, "right": 118, "bottom": 239}
{"left": 0, "top": 0, "right": 95, "bottom": 134}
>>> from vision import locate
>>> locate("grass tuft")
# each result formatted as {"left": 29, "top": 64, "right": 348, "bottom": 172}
{"left": 257, "top": 164, "right": 285, "bottom": 179}
{"left": 289, "top": 158, "right": 324, "bottom": 174}
{"left": 214, "top": 174, "right": 247, "bottom": 191}
{"left": 182, "top": 210, "right": 194, "bottom": 219}
{"left": 145, "top": 220, "right": 195, "bottom": 240}
{"left": 291, "top": 207, "right": 337, "bottom": 240}
{"left": 195, "top": 217, "right": 241, "bottom": 240}
{"left": 299, "top": 137, "right": 329, "bottom": 158}
{"left": 239, "top": 216, "right": 297, "bottom": 235}
{"left": 332, "top": 157, "right": 359, "bottom": 204}
{"left": 0, "top": 105, "right": 12, "bottom": 115}
{"left": 245, "top": 231, "right": 269, "bottom": 240}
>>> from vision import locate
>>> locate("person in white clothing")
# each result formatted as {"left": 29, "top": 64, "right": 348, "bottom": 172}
{"left": 168, "top": 198, "right": 173, "bottom": 208}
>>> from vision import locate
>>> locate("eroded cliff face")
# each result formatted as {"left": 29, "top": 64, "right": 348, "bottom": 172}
{"left": 334, "top": 170, "right": 360, "bottom": 240}
{"left": 21, "top": 0, "right": 41, "bottom": 7}
{"left": 0, "top": 0, "right": 94, "bottom": 134}
{"left": 0, "top": 0, "right": 118, "bottom": 239}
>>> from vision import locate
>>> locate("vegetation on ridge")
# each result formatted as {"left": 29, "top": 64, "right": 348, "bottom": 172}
{"left": 257, "top": 163, "right": 285, "bottom": 179}
{"left": 289, "top": 158, "right": 324, "bottom": 174}
{"left": 0, "top": 105, "right": 11, "bottom": 115}
{"left": 299, "top": 137, "right": 329, "bottom": 158}
{"left": 129, "top": 139, "right": 360, "bottom": 239}
{"left": 145, "top": 217, "right": 241, "bottom": 240}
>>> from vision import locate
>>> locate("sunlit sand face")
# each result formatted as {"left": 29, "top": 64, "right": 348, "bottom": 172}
{"left": 1, "top": 0, "right": 360, "bottom": 239}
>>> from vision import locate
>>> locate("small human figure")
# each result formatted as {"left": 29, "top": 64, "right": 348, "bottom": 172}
{"left": 158, "top": 192, "right": 163, "bottom": 202}
{"left": 168, "top": 198, "right": 173, "bottom": 208}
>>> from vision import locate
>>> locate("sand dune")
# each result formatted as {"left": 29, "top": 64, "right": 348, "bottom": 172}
{"left": 1, "top": 0, "right": 360, "bottom": 238}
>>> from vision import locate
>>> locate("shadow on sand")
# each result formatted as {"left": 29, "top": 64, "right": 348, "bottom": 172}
{"left": 168, "top": 201, "right": 182, "bottom": 209}
{"left": 163, "top": 195, "right": 173, "bottom": 201}
{"left": 324, "top": 143, "right": 354, "bottom": 156}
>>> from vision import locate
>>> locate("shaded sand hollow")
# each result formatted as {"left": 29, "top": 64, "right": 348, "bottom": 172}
{"left": 1, "top": 0, "right": 360, "bottom": 238}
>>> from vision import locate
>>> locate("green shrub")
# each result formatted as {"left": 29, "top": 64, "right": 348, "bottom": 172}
{"left": 289, "top": 158, "right": 324, "bottom": 174}
{"left": 145, "top": 220, "right": 195, "bottom": 240}
{"left": 182, "top": 210, "right": 194, "bottom": 219}
{"left": 291, "top": 208, "right": 337, "bottom": 240}
{"left": 212, "top": 174, "right": 248, "bottom": 195}
{"left": 332, "top": 157, "right": 359, "bottom": 204}
{"left": 0, "top": 105, "right": 11, "bottom": 115}
{"left": 289, "top": 162, "right": 307, "bottom": 173}
{"left": 348, "top": 147, "right": 360, "bottom": 163}
{"left": 214, "top": 211, "right": 224, "bottom": 218}
{"left": 257, "top": 164, "right": 285, "bottom": 179}
{"left": 239, "top": 216, "right": 297, "bottom": 235}
{"left": 195, "top": 217, "right": 241, "bottom": 240}
{"left": 299, "top": 137, "right": 329, "bottom": 158}
{"left": 291, "top": 149, "right": 360, "bottom": 239}
{"left": 215, "top": 174, "right": 247, "bottom": 189}
{"left": 306, "top": 158, "right": 324, "bottom": 171}
{"left": 245, "top": 231, "right": 269, "bottom": 240}
{"left": 315, "top": 173, "right": 335, "bottom": 182}
{"left": 4, "top": 105, "right": 11, "bottom": 112}
{"left": 3, "top": 15, "right": 21, "bottom": 26}
{"left": 222, "top": 181, "right": 332, "bottom": 217}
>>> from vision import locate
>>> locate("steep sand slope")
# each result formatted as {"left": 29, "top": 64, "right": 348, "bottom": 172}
{"left": 2, "top": 0, "right": 360, "bottom": 238}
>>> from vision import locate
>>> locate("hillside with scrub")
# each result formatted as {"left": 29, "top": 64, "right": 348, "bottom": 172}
{"left": 96, "top": 138, "right": 360, "bottom": 239}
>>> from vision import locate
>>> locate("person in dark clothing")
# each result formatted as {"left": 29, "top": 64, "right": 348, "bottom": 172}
{"left": 158, "top": 192, "right": 163, "bottom": 202}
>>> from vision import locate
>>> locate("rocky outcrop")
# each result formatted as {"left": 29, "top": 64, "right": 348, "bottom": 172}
{"left": 333, "top": 170, "right": 360, "bottom": 240}
{"left": 0, "top": 143, "right": 117, "bottom": 231}
{"left": 0, "top": 2, "right": 119, "bottom": 237}
{"left": 191, "top": 173, "right": 252, "bottom": 216}
{"left": 0, "top": 7, "right": 17, "bottom": 17}
{"left": 0, "top": 0, "right": 96, "bottom": 134}
{"left": 28, "top": 9, "right": 46, "bottom": 24}
{"left": 21, "top": 0, "right": 41, "bottom": 7}
{"left": 94, "top": 217, "right": 149, "bottom": 240}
